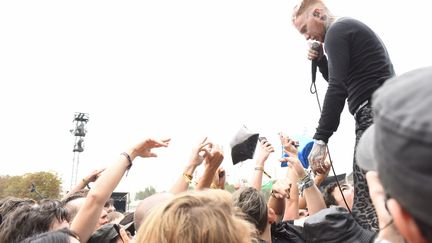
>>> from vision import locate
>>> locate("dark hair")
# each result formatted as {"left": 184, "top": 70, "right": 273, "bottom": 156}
{"left": 0, "top": 199, "right": 69, "bottom": 243}
{"left": 39, "top": 199, "right": 70, "bottom": 224}
{"left": 21, "top": 228, "right": 79, "bottom": 243}
{"left": 0, "top": 197, "right": 36, "bottom": 223}
{"left": 232, "top": 187, "right": 268, "bottom": 234}
{"left": 104, "top": 198, "right": 115, "bottom": 208}
{"left": 323, "top": 183, "right": 338, "bottom": 207}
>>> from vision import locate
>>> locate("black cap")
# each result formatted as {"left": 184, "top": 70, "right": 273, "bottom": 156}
{"left": 88, "top": 222, "right": 134, "bottom": 243}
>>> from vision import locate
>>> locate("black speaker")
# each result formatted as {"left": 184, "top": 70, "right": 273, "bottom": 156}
{"left": 111, "top": 192, "right": 129, "bottom": 213}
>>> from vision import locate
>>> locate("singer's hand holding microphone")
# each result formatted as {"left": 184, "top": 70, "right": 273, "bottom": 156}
{"left": 308, "top": 41, "right": 323, "bottom": 61}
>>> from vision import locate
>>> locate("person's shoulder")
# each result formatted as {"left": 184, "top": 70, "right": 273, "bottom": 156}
{"left": 326, "top": 17, "right": 371, "bottom": 44}
{"left": 271, "top": 221, "right": 305, "bottom": 242}
{"left": 330, "top": 17, "right": 368, "bottom": 31}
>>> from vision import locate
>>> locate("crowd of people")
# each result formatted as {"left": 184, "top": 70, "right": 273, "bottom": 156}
{"left": 1, "top": 0, "right": 431, "bottom": 242}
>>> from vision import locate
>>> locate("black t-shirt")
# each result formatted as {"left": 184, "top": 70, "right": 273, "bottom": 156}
{"left": 314, "top": 17, "right": 395, "bottom": 142}
{"left": 270, "top": 220, "right": 305, "bottom": 243}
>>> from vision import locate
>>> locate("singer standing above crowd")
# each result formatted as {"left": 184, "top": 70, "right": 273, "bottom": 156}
{"left": 291, "top": 0, "right": 395, "bottom": 232}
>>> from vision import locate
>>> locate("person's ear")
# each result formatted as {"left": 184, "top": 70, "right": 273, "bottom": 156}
{"left": 387, "top": 199, "right": 428, "bottom": 243}
{"left": 313, "top": 9, "right": 327, "bottom": 21}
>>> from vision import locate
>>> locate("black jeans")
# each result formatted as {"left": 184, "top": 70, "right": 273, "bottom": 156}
{"left": 352, "top": 104, "right": 379, "bottom": 232}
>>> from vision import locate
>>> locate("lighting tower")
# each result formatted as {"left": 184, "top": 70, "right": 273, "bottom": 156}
{"left": 70, "top": 112, "right": 89, "bottom": 189}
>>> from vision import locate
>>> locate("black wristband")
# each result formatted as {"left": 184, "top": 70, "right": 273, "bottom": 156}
{"left": 120, "top": 152, "right": 133, "bottom": 176}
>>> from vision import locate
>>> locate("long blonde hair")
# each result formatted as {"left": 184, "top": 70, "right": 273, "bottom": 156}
{"left": 135, "top": 189, "right": 258, "bottom": 243}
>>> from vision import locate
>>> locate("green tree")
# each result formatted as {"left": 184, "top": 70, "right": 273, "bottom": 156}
{"left": 0, "top": 172, "right": 62, "bottom": 200}
{"left": 0, "top": 175, "right": 11, "bottom": 198}
{"left": 2, "top": 175, "right": 27, "bottom": 198}
{"left": 135, "top": 186, "right": 157, "bottom": 200}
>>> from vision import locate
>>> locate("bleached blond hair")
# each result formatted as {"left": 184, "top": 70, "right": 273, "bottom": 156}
{"left": 135, "top": 189, "right": 258, "bottom": 243}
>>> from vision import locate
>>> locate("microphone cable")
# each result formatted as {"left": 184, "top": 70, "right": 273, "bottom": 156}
{"left": 309, "top": 45, "right": 352, "bottom": 214}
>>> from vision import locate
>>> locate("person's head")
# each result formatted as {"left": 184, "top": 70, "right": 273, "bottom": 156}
{"left": 291, "top": 0, "right": 332, "bottom": 42}
{"left": 21, "top": 228, "right": 80, "bottom": 243}
{"left": 0, "top": 199, "right": 69, "bottom": 243}
{"left": 97, "top": 208, "right": 109, "bottom": 229}
{"left": 107, "top": 211, "right": 124, "bottom": 224}
{"left": 323, "top": 182, "right": 354, "bottom": 210}
{"left": 133, "top": 192, "right": 174, "bottom": 231}
{"left": 135, "top": 189, "right": 257, "bottom": 243}
{"left": 356, "top": 66, "right": 432, "bottom": 242}
{"left": 232, "top": 187, "right": 268, "bottom": 235}
{"left": 62, "top": 189, "right": 89, "bottom": 223}
{"left": 104, "top": 198, "right": 116, "bottom": 213}
{"left": 38, "top": 199, "right": 70, "bottom": 230}
{"left": 64, "top": 195, "right": 108, "bottom": 229}
{"left": 64, "top": 197, "right": 85, "bottom": 223}
{"left": 0, "top": 196, "right": 36, "bottom": 223}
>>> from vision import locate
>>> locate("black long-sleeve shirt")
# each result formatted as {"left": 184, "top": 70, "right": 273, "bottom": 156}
{"left": 314, "top": 17, "right": 395, "bottom": 143}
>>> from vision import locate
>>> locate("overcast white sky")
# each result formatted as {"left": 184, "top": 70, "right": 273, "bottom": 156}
{"left": 1, "top": 1, "right": 430, "bottom": 197}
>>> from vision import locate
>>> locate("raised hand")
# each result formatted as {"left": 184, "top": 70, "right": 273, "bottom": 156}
{"left": 84, "top": 168, "right": 105, "bottom": 183}
{"left": 279, "top": 133, "right": 299, "bottom": 156}
{"left": 131, "top": 138, "right": 171, "bottom": 159}
{"left": 281, "top": 156, "right": 306, "bottom": 179}
{"left": 307, "top": 41, "right": 324, "bottom": 61}
{"left": 314, "top": 160, "right": 331, "bottom": 184}
{"left": 188, "top": 137, "right": 211, "bottom": 167}
{"left": 256, "top": 138, "right": 275, "bottom": 165}
{"left": 197, "top": 143, "right": 224, "bottom": 190}
{"left": 272, "top": 178, "right": 292, "bottom": 199}
{"left": 307, "top": 140, "right": 327, "bottom": 175}
{"left": 204, "top": 144, "right": 224, "bottom": 170}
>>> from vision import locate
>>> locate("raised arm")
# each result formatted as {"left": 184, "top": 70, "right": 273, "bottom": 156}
{"left": 196, "top": 143, "right": 224, "bottom": 190}
{"left": 284, "top": 166, "right": 300, "bottom": 221}
{"left": 279, "top": 134, "right": 301, "bottom": 220}
{"left": 62, "top": 168, "right": 105, "bottom": 201}
{"left": 251, "top": 138, "right": 274, "bottom": 190}
{"left": 283, "top": 156, "right": 326, "bottom": 216}
{"left": 267, "top": 178, "right": 291, "bottom": 223}
{"left": 298, "top": 160, "right": 330, "bottom": 209}
{"left": 170, "top": 137, "right": 210, "bottom": 194}
{"left": 70, "top": 137, "right": 170, "bottom": 242}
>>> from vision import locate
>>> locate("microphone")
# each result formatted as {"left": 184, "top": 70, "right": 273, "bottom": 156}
{"left": 311, "top": 42, "right": 321, "bottom": 83}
